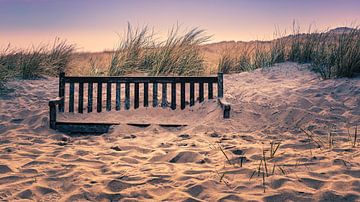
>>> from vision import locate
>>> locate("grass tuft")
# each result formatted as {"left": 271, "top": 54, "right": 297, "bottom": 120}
{"left": 108, "top": 24, "right": 209, "bottom": 76}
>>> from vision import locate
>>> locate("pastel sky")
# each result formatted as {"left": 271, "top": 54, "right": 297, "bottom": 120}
{"left": 0, "top": 0, "right": 359, "bottom": 52}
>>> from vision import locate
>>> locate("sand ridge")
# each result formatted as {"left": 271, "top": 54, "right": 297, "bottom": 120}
{"left": 0, "top": 62, "right": 360, "bottom": 201}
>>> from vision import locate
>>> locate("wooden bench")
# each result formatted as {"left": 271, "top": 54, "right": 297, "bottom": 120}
{"left": 49, "top": 72, "right": 230, "bottom": 133}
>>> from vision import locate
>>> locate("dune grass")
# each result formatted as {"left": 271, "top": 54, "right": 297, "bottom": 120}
{"left": 218, "top": 24, "right": 360, "bottom": 79}
{"left": 108, "top": 24, "right": 210, "bottom": 76}
{"left": 0, "top": 39, "right": 75, "bottom": 89}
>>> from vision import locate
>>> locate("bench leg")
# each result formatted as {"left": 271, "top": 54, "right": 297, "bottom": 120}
{"left": 223, "top": 105, "right": 230, "bottom": 119}
{"left": 49, "top": 103, "right": 57, "bottom": 129}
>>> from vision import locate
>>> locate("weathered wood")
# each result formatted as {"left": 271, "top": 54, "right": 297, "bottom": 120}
{"left": 65, "top": 76, "right": 218, "bottom": 84}
{"left": 59, "top": 72, "right": 65, "bottom": 112}
{"left": 161, "top": 82, "right": 167, "bottom": 108}
{"left": 190, "top": 81, "right": 195, "bottom": 106}
{"left": 88, "top": 82, "right": 93, "bottom": 113}
{"left": 153, "top": 82, "right": 158, "bottom": 107}
{"left": 48, "top": 97, "right": 64, "bottom": 129}
{"left": 208, "top": 82, "right": 213, "bottom": 99}
{"left": 181, "top": 82, "right": 186, "bottom": 109}
{"left": 69, "top": 82, "right": 74, "bottom": 112}
{"left": 218, "top": 72, "right": 224, "bottom": 98}
{"left": 78, "top": 82, "right": 84, "bottom": 113}
{"left": 143, "top": 82, "right": 149, "bottom": 107}
{"left": 115, "top": 82, "right": 120, "bottom": 111}
{"left": 56, "top": 122, "right": 119, "bottom": 134}
{"left": 134, "top": 82, "right": 139, "bottom": 109}
{"left": 106, "top": 82, "right": 111, "bottom": 111}
{"left": 49, "top": 102, "right": 57, "bottom": 129}
{"left": 199, "top": 82, "right": 204, "bottom": 103}
{"left": 97, "top": 82, "right": 102, "bottom": 112}
{"left": 127, "top": 123, "right": 151, "bottom": 127}
{"left": 218, "top": 98, "right": 231, "bottom": 118}
{"left": 125, "top": 82, "right": 130, "bottom": 110}
{"left": 171, "top": 82, "right": 176, "bottom": 110}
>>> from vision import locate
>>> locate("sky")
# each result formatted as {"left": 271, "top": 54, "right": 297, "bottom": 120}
{"left": 0, "top": 0, "right": 359, "bottom": 52}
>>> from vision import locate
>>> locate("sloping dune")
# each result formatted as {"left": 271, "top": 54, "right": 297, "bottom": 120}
{"left": 0, "top": 62, "right": 359, "bottom": 201}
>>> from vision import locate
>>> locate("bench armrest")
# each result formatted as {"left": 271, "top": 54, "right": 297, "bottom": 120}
{"left": 49, "top": 97, "right": 64, "bottom": 129}
{"left": 49, "top": 97, "right": 64, "bottom": 106}
{"left": 218, "top": 98, "right": 231, "bottom": 119}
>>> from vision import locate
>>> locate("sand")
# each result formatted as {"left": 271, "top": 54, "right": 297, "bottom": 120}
{"left": 0, "top": 62, "right": 360, "bottom": 201}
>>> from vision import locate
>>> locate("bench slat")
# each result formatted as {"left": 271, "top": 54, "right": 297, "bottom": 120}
{"left": 78, "top": 82, "right": 84, "bottom": 113}
{"left": 218, "top": 72, "right": 224, "bottom": 98}
{"left": 134, "top": 82, "right": 139, "bottom": 109}
{"left": 97, "top": 82, "right": 102, "bottom": 112}
{"left": 144, "top": 82, "right": 149, "bottom": 107}
{"left": 208, "top": 82, "right": 213, "bottom": 99}
{"left": 59, "top": 72, "right": 65, "bottom": 112}
{"left": 161, "top": 82, "right": 167, "bottom": 108}
{"left": 181, "top": 82, "right": 185, "bottom": 109}
{"left": 199, "top": 82, "right": 204, "bottom": 103}
{"left": 171, "top": 82, "right": 176, "bottom": 110}
{"left": 190, "top": 81, "right": 195, "bottom": 106}
{"left": 125, "top": 82, "right": 130, "bottom": 110}
{"left": 69, "top": 82, "right": 74, "bottom": 112}
{"left": 153, "top": 82, "right": 158, "bottom": 107}
{"left": 106, "top": 82, "right": 111, "bottom": 111}
{"left": 88, "top": 82, "right": 93, "bottom": 112}
{"left": 116, "top": 82, "right": 120, "bottom": 111}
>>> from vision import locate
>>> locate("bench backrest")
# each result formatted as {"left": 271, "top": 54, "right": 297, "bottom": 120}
{"left": 58, "top": 72, "right": 224, "bottom": 113}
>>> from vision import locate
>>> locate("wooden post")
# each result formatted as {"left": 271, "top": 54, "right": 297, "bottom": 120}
{"left": 171, "top": 82, "right": 176, "bottom": 110}
{"left": 153, "top": 82, "right": 158, "bottom": 107}
{"left": 58, "top": 72, "right": 65, "bottom": 112}
{"left": 217, "top": 72, "right": 224, "bottom": 98}
{"left": 78, "top": 82, "right": 84, "bottom": 113}
{"left": 134, "top": 82, "right": 139, "bottom": 109}
{"left": 49, "top": 103, "right": 56, "bottom": 129}
{"left": 97, "top": 82, "right": 102, "bottom": 112}
{"left": 181, "top": 82, "right": 186, "bottom": 110}
{"left": 208, "top": 82, "right": 213, "bottom": 99}
{"left": 144, "top": 82, "right": 149, "bottom": 107}
{"left": 125, "top": 82, "right": 130, "bottom": 110}
{"left": 190, "top": 81, "right": 195, "bottom": 106}
{"left": 116, "top": 82, "right": 121, "bottom": 111}
{"left": 69, "top": 82, "right": 74, "bottom": 112}
{"left": 161, "top": 82, "right": 167, "bottom": 108}
{"left": 88, "top": 82, "right": 93, "bottom": 113}
{"left": 106, "top": 82, "right": 111, "bottom": 111}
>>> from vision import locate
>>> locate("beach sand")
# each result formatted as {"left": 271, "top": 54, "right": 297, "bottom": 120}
{"left": 1, "top": 62, "right": 359, "bottom": 201}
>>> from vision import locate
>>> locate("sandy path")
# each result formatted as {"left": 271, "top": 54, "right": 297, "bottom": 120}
{"left": 0, "top": 62, "right": 359, "bottom": 201}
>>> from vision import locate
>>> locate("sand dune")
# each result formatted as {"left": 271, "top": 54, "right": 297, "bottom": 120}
{"left": 0, "top": 62, "right": 359, "bottom": 201}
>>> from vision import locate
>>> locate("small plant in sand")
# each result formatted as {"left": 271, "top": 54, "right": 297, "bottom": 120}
{"left": 300, "top": 127, "right": 325, "bottom": 149}
{"left": 249, "top": 143, "right": 286, "bottom": 193}
{"left": 347, "top": 125, "right": 358, "bottom": 147}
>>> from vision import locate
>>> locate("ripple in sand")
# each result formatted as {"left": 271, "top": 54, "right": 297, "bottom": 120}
{"left": 0, "top": 165, "right": 12, "bottom": 174}
{"left": 169, "top": 151, "right": 203, "bottom": 163}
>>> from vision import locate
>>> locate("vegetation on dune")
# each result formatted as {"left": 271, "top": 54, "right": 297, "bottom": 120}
{"left": 1, "top": 23, "right": 359, "bottom": 90}
{"left": 108, "top": 24, "right": 210, "bottom": 76}
{"left": 218, "top": 24, "right": 360, "bottom": 79}
{"left": 0, "top": 38, "right": 75, "bottom": 89}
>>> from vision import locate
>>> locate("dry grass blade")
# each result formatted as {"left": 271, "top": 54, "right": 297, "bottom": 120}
{"left": 263, "top": 149, "right": 269, "bottom": 177}
{"left": 278, "top": 166, "right": 286, "bottom": 175}
{"left": 270, "top": 141, "right": 281, "bottom": 158}
{"left": 300, "top": 128, "right": 324, "bottom": 148}
{"left": 354, "top": 125, "right": 358, "bottom": 147}
{"left": 218, "top": 144, "right": 233, "bottom": 166}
